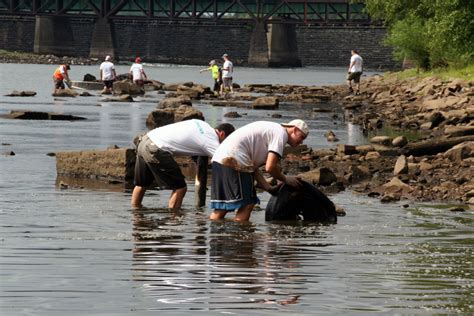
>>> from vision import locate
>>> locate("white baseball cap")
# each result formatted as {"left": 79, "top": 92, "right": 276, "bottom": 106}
{"left": 105, "top": 55, "right": 111, "bottom": 61}
{"left": 281, "top": 119, "right": 309, "bottom": 136}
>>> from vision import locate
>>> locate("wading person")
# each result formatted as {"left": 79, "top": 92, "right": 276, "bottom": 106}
{"left": 131, "top": 119, "right": 235, "bottom": 209}
{"left": 220, "top": 53, "right": 233, "bottom": 95}
{"left": 347, "top": 50, "right": 363, "bottom": 95}
{"left": 99, "top": 55, "right": 117, "bottom": 94}
{"left": 200, "top": 60, "right": 222, "bottom": 95}
{"left": 129, "top": 57, "right": 147, "bottom": 87}
{"left": 209, "top": 119, "right": 309, "bottom": 222}
{"left": 52, "top": 64, "right": 71, "bottom": 94}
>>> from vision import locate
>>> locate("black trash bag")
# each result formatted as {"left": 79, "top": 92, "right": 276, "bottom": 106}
{"left": 265, "top": 180, "right": 337, "bottom": 223}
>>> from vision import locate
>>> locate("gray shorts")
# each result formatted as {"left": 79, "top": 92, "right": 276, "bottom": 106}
{"left": 222, "top": 77, "right": 233, "bottom": 88}
{"left": 134, "top": 135, "right": 186, "bottom": 189}
{"left": 347, "top": 72, "right": 362, "bottom": 83}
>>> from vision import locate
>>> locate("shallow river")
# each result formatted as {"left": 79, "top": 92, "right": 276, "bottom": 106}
{"left": 0, "top": 63, "right": 472, "bottom": 315}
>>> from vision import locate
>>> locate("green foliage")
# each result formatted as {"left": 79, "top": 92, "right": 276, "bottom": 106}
{"left": 364, "top": 0, "right": 474, "bottom": 68}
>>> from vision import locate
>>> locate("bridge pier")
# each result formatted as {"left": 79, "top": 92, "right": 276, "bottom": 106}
{"left": 268, "top": 22, "right": 302, "bottom": 67}
{"left": 34, "top": 16, "right": 76, "bottom": 56}
{"left": 89, "top": 18, "right": 115, "bottom": 59}
{"left": 247, "top": 21, "right": 301, "bottom": 67}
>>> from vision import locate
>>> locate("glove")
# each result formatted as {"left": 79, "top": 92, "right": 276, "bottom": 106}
{"left": 267, "top": 183, "right": 283, "bottom": 196}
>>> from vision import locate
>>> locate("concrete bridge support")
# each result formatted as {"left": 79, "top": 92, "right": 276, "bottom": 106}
{"left": 268, "top": 23, "right": 301, "bottom": 67}
{"left": 89, "top": 18, "right": 115, "bottom": 59}
{"left": 34, "top": 16, "right": 76, "bottom": 56}
{"left": 248, "top": 21, "right": 301, "bottom": 67}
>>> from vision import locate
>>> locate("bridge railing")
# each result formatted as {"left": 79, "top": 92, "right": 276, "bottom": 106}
{"left": 0, "top": 0, "right": 371, "bottom": 24}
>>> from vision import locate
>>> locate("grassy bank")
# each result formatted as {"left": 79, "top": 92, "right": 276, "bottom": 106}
{"left": 387, "top": 63, "right": 474, "bottom": 82}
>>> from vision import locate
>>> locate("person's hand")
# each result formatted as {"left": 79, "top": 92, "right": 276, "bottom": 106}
{"left": 285, "top": 176, "right": 303, "bottom": 188}
{"left": 267, "top": 183, "right": 283, "bottom": 196}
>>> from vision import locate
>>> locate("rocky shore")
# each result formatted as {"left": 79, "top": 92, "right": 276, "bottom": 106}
{"left": 283, "top": 75, "right": 473, "bottom": 208}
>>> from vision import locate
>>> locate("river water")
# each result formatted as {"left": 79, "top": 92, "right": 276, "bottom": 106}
{"left": 0, "top": 63, "right": 472, "bottom": 315}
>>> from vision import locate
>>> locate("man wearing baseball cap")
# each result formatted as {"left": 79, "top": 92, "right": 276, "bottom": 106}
{"left": 129, "top": 56, "right": 147, "bottom": 87}
{"left": 209, "top": 119, "right": 309, "bottom": 221}
{"left": 220, "top": 53, "right": 233, "bottom": 95}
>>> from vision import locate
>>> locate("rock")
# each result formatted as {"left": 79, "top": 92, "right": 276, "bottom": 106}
{"left": 83, "top": 73, "right": 96, "bottom": 81}
{"left": 344, "top": 103, "right": 363, "bottom": 110}
{"left": 299, "top": 167, "right": 337, "bottom": 186}
{"left": 337, "top": 144, "right": 357, "bottom": 155}
{"left": 162, "top": 82, "right": 193, "bottom": 91}
{"left": 80, "top": 91, "right": 93, "bottom": 97}
{"left": 465, "top": 189, "right": 474, "bottom": 198}
{"left": 55, "top": 148, "right": 136, "bottom": 182}
{"left": 394, "top": 155, "right": 408, "bottom": 175}
{"left": 174, "top": 105, "right": 205, "bottom": 122}
{"left": 177, "top": 85, "right": 201, "bottom": 99}
{"left": 382, "top": 177, "right": 414, "bottom": 194}
{"left": 325, "top": 130, "right": 339, "bottom": 142}
{"left": 271, "top": 113, "right": 282, "bottom": 118}
{"left": 444, "top": 126, "right": 474, "bottom": 137}
{"left": 365, "top": 151, "right": 381, "bottom": 160}
{"left": 444, "top": 141, "right": 474, "bottom": 162}
{"left": 146, "top": 109, "right": 176, "bottom": 129}
{"left": 113, "top": 80, "right": 144, "bottom": 95}
{"left": 448, "top": 207, "right": 465, "bottom": 212}
{"left": 429, "top": 111, "right": 445, "bottom": 128}
{"left": 101, "top": 94, "right": 134, "bottom": 102}
{"left": 158, "top": 96, "right": 192, "bottom": 108}
{"left": 468, "top": 197, "right": 474, "bottom": 205}
{"left": 392, "top": 136, "right": 408, "bottom": 147}
{"left": 1, "top": 110, "right": 86, "bottom": 121}
{"left": 5, "top": 90, "right": 37, "bottom": 97}
{"left": 381, "top": 193, "right": 401, "bottom": 203}
{"left": 224, "top": 111, "right": 242, "bottom": 118}
{"left": 52, "top": 88, "right": 78, "bottom": 97}
{"left": 347, "top": 165, "right": 371, "bottom": 183}
{"left": 3, "top": 151, "right": 15, "bottom": 156}
{"left": 252, "top": 96, "right": 279, "bottom": 109}
{"left": 370, "top": 135, "right": 392, "bottom": 146}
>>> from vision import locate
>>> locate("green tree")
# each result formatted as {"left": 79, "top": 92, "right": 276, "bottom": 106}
{"left": 363, "top": 0, "right": 474, "bottom": 68}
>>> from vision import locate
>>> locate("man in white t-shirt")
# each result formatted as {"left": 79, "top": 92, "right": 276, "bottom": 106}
{"left": 220, "top": 53, "right": 234, "bottom": 95}
{"left": 99, "top": 55, "right": 117, "bottom": 94}
{"left": 347, "top": 50, "right": 363, "bottom": 95}
{"left": 131, "top": 119, "right": 235, "bottom": 209}
{"left": 209, "top": 119, "right": 309, "bottom": 222}
{"left": 129, "top": 57, "right": 147, "bottom": 87}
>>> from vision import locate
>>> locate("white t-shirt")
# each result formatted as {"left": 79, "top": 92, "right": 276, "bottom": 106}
{"left": 350, "top": 54, "right": 363, "bottom": 73}
{"left": 100, "top": 61, "right": 115, "bottom": 80}
{"left": 222, "top": 60, "right": 233, "bottom": 78}
{"left": 147, "top": 119, "right": 220, "bottom": 157}
{"left": 130, "top": 63, "right": 144, "bottom": 81}
{"left": 212, "top": 121, "right": 287, "bottom": 172}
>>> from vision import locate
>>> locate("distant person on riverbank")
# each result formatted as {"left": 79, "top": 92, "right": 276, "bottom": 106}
{"left": 347, "top": 50, "right": 363, "bottom": 95}
{"left": 99, "top": 55, "right": 117, "bottom": 94}
{"left": 220, "top": 53, "right": 233, "bottom": 95}
{"left": 200, "top": 60, "right": 222, "bottom": 95}
{"left": 129, "top": 57, "right": 147, "bottom": 87}
{"left": 52, "top": 64, "right": 71, "bottom": 93}
{"left": 209, "top": 119, "right": 308, "bottom": 222}
{"left": 131, "top": 120, "right": 235, "bottom": 210}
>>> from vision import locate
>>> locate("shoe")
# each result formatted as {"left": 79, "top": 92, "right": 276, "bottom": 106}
{"left": 348, "top": 87, "right": 354, "bottom": 93}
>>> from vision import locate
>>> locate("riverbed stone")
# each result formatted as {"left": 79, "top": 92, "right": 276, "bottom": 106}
{"left": 5, "top": 90, "right": 37, "bottom": 97}
{"left": 392, "top": 136, "right": 408, "bottom": 147}
{"left": 394, "top": 155, "right": 409, "bottom": 175}
{"left": 113, "top": 80, "right": 144, "bottom": 95}
{"left": 55, "top": 148, "right": 136, "bottom": 182}
{"left": 1, "top": 110, "right": 86, "bottom": 121}
{"left": 252, "top": 96, "right": 279, "bottom": 109}
{"left": 299, "top": 167, "right": 337, "bottom": 186}
{"left": 370, "top": 135, "right": 392, "bottom": 146}
{"left": 158, "top": 96, "right": 192, "bottom": 108}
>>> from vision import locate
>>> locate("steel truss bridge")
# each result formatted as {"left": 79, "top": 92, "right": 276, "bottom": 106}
{"left": 0, "top": 0, "right": 370, "bottom": 25}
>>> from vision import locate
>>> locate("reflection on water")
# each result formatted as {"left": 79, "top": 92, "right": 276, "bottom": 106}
{"left": 1, "top": 64, "right": 472, "bottom": 315}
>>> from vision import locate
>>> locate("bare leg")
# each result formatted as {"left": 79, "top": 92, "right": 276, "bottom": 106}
{"left": 168, "top": 186, "right": 187, "bottom": 210}
{"left": 210, "top": 210, "right": 228, "bottom": 220}
{"left": 234, "top": 204, "right": 255, "bottom": 222}
{"left": 131, "top": 186, "right": 146, "bottom": 208}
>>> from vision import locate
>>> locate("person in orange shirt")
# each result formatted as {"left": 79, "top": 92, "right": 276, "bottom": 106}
{"left": 52, "top": 64, "right": 71, "bottom": 94}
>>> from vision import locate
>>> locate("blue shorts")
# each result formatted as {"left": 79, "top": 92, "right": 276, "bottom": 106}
{"left": 210, "top": 162, "right": 260, "bottom": 211}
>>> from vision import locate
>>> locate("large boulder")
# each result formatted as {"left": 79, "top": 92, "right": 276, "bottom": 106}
{"left": 146, "top": 106, "right": 204, "bottom": 129}
{"left": 265, "top": 180, "right": 337, "bottom": 223}
{"left": 252, "top": 96, "right": 279, "bottom": 109}
{"left": 113, "top": 80, "right": 144, "bottom": 95}
{"left": 158, "top": 96, "right": 192, "bottom": 108}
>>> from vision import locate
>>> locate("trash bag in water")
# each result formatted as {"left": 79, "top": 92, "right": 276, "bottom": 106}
{"left": 265, "top": 180, "right": 337, "bottom": 223}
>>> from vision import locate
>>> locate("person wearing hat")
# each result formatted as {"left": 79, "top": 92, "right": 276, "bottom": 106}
{"left": 209, "top": 119, "right": 309, "bottom": 221}
{"left": 129, "top": 57, "right": 147, "bottom": 87}
{"left": 131, "top": 120, "right": 235, "bottom": 209}
{"left": 99, "top": 55, "right": 117, "bottom": 94}
{"left": 199, "top": 60, "right": 222, "bottom": 95}
{"left": 220, "top": 53, "right": 233, "bottom": 95}
{"left": 52, "top": 64, "right": 71, "bottom": 94}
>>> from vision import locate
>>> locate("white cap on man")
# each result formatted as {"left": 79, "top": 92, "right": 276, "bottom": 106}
{"left": 222, "top": 53, "right": 229, "bottom": 58}
{"left": 281, "top": 119, "right": 309, "bottom": 136}
{"left": 209, "top": 60, "right": 216, "bottom": 65}
{"left": 105, "top": 55, "right": 111, "bottom": 61}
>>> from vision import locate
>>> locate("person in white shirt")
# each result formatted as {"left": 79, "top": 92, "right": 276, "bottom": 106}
{"left": 220, "top": 53, "right": 234, "bottom": 95}
{"left": 347, "top": 50, "right": 363, "bottom": 95}
{"left": 129, "top": 57, "right": 147, "bottom": 87}
{"left": 99, "top": 55, "right": 117, "bottom": 94}
{"left": 131, "top": 120, "right": 235, "bottom": 209}
{"left": 209, "top": 119, "right": 309, "bottom": 222}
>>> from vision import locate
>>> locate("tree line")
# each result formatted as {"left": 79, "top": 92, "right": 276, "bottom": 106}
{"left": 362, "top": 0, "right": 474, "bottom": 69}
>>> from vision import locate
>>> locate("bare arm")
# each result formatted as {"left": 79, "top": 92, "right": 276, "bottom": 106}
{"left": 265, "top": 152, "right": 301, "bottom": 187}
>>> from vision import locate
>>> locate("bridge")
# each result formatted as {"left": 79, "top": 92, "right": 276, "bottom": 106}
{"left": 1, "top": 0, "right": 369, "bottom": 24}
{"left": 0, "top": 1, "right": 395, "bottom": 68}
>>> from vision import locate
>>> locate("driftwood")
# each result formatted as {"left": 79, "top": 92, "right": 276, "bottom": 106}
{"left": 402, "top": 135, "right": 474, "bottom": 156}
